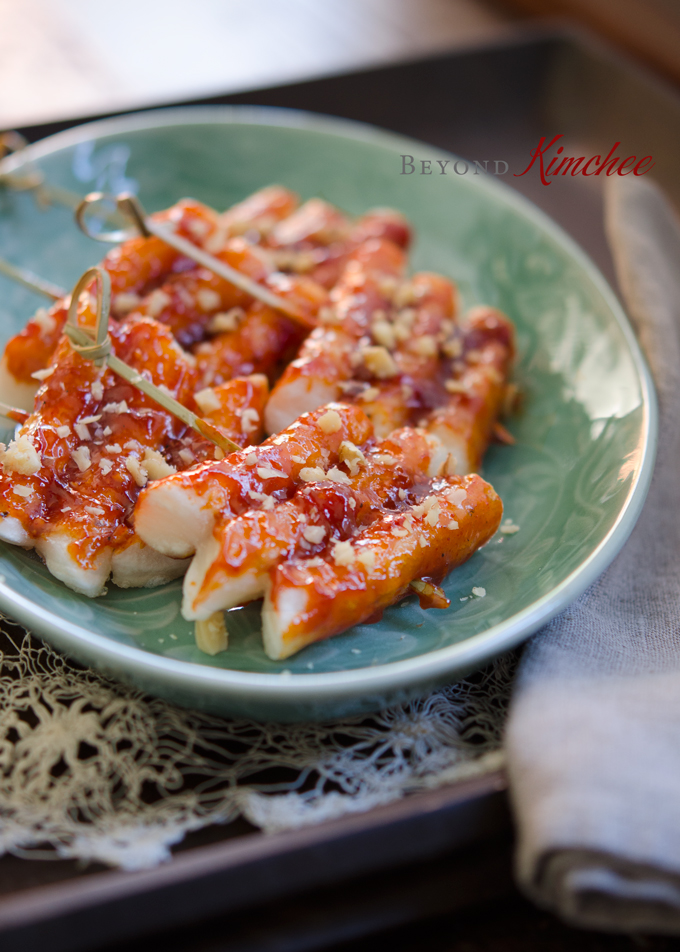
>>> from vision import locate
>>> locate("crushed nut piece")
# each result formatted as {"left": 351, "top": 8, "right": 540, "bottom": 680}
{"left": 318, "top": 409, "right": 342, "bottom": 434}
{"left": 331, "top": 540, "right": 355, "bottom": 567}
{"left": 326, "top": 466, "right": 351, "bottom": 484}
{"left": 112, "top": 292, "right": 141, "bottom": 316}
{"left": 146, "top": 289, "right": 171, "bottom": 317}
{"left": 236, "top": 407, "right": 258, "bottom": 434}
{"left": 299, "top": 466, "right": 327, "bottom": 483}
{"left": 70, "top": 445, "right": 91, "bottom": 473}
{"left": 371, "top": 320, "right": 396, "bottom": 350}
{"left": 356, "top": 549, "right": 375, "bottom": 570}
{"left": 142, "top": 448, "right": 176, "bottom": 481}
{"left": 256, "top": 466, "right": 286, "bottom": 480}
{"left": 361, "top": 345, "right": 397, "bottom": 379}
{"left": 411, "top": 335, "right": 438, "bottom": 358}
{"left": 125, "top": 454, "right": 148, "bottom": 487}
{"left": 359, "top": 386, "right": 380, "bottom": 403}
{"left": 195, "top": 612, "right": 228, "bottom": 655}
{"left": 31, "top": 367, "right": 54, "bottom": 381}
{"left": 196, "top": 288, "right": 221, "bottom": 312}
{"left": 303, "top": 525, "right": 326, "bottom": 544}
{"left": 339, "top": 441, "right": 366, "bottom": 476}
{"left": 207, "top": 307, "right": 245, "bottom": 334}
{"left": 194, "top": 387, "right": 222, "bottom": 414}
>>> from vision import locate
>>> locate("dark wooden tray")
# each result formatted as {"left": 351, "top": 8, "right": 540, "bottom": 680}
{"left": 2, "top": 27, "right": 679, "bottom": 952}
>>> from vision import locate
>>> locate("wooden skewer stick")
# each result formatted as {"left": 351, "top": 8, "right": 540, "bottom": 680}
{"left": 63, "top": 266, "right": 241, "bottom": 456}
{"left": 0, "top": 256, "right": 66, "bottom": 301}
{"left": 75, "top": 192, "right": 315, "bottom": 329}
{"left": 0, "top": 132, "right": 83, "bottom": 210}
{"left": 0, "top": 402, "right": 29, "bottom": 424}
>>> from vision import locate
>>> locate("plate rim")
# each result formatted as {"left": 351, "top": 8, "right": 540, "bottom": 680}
{"left": 0, "top": 104, "right": 658, "bottom": 706}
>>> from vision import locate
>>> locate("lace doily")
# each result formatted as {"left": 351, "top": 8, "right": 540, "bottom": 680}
{"left": 0, "top": 614, "right": 513, "bottom": 871}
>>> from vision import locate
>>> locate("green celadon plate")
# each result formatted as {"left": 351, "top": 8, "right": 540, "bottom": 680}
{"left": 0, "top": 107, "right": 657, "bottom": 721}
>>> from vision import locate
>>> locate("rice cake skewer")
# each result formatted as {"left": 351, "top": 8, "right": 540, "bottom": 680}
{"left": 265, "top": 200, "right": 411, "bottom": 288}
{"left": 351, "top": 271, "right": 459, "bottom": 439}
{"left": 264, "top": 237, "right": 407, "bottom": 434}
{"left": 193, "top": 273, "right": 329, "bottom": 388}
{"left": 134, "top": 403, "right": 374, "bottom": 562}
{"left": 182, "top": 425, "right": 441, "bottom": 619}
{"left": 0, "top": 188, "right": 300, "bottom": 409}
{"left": 262, "top": 473, "right": 502, "bottom": 660}
{"left": 0, "top": 298, "right": 267, "bottom": 595}
{"left": 424, "top": 305, "right": 515, "bottom": 474}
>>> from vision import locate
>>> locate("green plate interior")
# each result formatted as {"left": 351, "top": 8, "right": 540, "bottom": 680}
{"left": 0, "top": 107, "right": 656, "bottom": 718}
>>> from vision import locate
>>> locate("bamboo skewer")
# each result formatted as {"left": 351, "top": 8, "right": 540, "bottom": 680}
{"left": 0, "top": 255, "right": 66, "bottom": 301}
{"left": 75, "top": 192, "right": 314, "bottom": 329}
{"left": 0, "top": 132, "right": 82, "bottom": 210}
{"left": 0, "top": 402, "right": 29, "bottom": 424}
{"left": 64, "top": 267, "right": 241, "bottom": 456}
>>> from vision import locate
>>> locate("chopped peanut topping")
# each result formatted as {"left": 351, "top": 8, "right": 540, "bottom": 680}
{"left": 31, "top": 367, "right": 54, "bottom": 381}
{"left": 393, "top": 282, "right": 417, "bottom": 308}
{"left": 318, "top": 409, "right": 342, "bottom": 434}
{"left": 326, "top": 466, "right": 351, "bottom": 484}
{"left": 125, "top": 454, "right": 148, "bottom": 487}
{"left": 371, "top": 320, "right": 396, "bottom": 350}
{"left": 299, "top": 466, "right": 327, "bottom": 483}
{"left": 356, "top": 549, "right": 376, "bottom": 570}
{"left": 361, "top": 346, "right": 398, "bottom": 379}
{"left": 196, "top": 288, "right": 221, "bottom": 312}
{"left": 303, "top": 525, "right": 326, "bottom": 544}
{"left": 331, "top": 540, "right": 355, "bottom": 567}
{"left": 411, "top": 335, "right": 437, "bottom": 358}
{"left": 194, "top": 387, "right": 222, "bottom": 414}
{"left": 359, "top": 386, "right": 380, "bottom": 403}
{"left": 208, "top": 308, "right": 245, "bottom": 334}
{"left": 1, "top": 436, "right": 42, "bottom": 476}
{"left": 112, "top": 292, "right": 141, "bottom": 316}
{"left": 446, "top": 487, "right": 467, "bottom": 507}
{"left": 339, "top": 441, "right": 366, "bottom": 476}
{"left": 146, "top": 289, "right": 171, "bottom": 317}
{"left": 195, "top": 612, "right": 228, "bottom": 655}
{"left": 239, "top": 408, "right": 260, "bottom": 434}
{"left": 257, "top": 466, "right": 286, "bottom": 480}
{"left": 443, "top": 337, "right": 463, "bottom": 358}
{"left": 70, "top": 446, "right": 91, "bottom": 473}
{"left": 142, "top": 448, "right": 176, "bottom": 481}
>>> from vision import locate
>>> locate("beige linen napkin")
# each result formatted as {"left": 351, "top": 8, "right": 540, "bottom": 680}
{"left": 506, "top": 174, "right": 680, "bottom": 934}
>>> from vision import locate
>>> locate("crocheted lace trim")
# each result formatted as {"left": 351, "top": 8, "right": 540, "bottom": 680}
{"left": 0, "top": 616, "right": 511, "bottom": 870}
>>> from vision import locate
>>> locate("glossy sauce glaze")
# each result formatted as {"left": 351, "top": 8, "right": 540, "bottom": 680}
{"left": 3, "top": 199, "right": 220, "bottom": 386}
{"left": 0, "top": 304, "right": 266, "bottom": 594}
{"left": 183, "top": 425, "right": 440, "bottom": 619}
{"left": 134, "top": 403, "right": 375, "bottom": 561}
{"left": 263, "top": 473, "right": 503, "bottom": 659}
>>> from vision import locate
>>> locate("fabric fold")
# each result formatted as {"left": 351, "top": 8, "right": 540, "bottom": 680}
{"left": 506, "top": 175, "right": 680, "bottom": 933}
